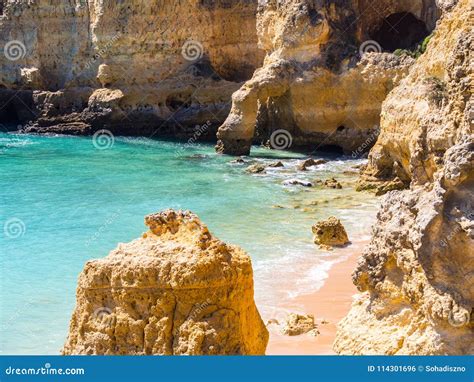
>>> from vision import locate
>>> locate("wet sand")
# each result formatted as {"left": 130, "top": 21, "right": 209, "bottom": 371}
{"left": 266, "top": 243, "right": 365, "bottom": 355}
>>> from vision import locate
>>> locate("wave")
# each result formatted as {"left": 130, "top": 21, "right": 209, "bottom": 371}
{"left": 0, "top": 137, "right": 37, "bottom": 151}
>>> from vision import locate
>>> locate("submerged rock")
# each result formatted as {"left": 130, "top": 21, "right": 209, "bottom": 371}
{"left": 281, "top": 314, "right": 318, "bottom": 336}
{"left": 63, "top": 210, "right": 269, "bottom": 355}
{"left": 283, "top": 179, "right": 313, "bottom": 187}
{"left": 230, "top": 157, "right": 246, "bottom": 164}
{"left": 312, "top": 217, "right": 350, "bottom": 248}
{"left": 268, "top": 161, "right": 284, "bottom": 168}
{"left": 184, "top": 154, "right": 209, "bottom": 161}
{"left": 323, "top": 178, "right": 343, "bottom": 189}
{"left": 297, "top": 158, "right": 327, "bottom": 171}
{"left": 246, "top": 163, "right": 267, "bottom": 174}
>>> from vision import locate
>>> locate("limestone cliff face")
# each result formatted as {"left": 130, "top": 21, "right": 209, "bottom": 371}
{"left": 334, "top": 0, "right": 473, "bottom": 355}
{"left": 0, "top": 0, "right": 263, "bottom": 136}
{"left": 216, "top": 0, "right": 440, "bottom": 155}
{"left": 63, "top": 210, "right": 269, "bottom": 355}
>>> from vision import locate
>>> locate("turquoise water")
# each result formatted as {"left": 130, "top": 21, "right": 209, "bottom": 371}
{"left": 0, "top": 132, "right": 378, "bottom": 354}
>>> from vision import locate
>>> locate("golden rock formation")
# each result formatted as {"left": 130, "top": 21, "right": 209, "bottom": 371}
{"left": 63, "top": 210, "right": 269, "bottom": 355}
{"left": 312, "top": 217, "right": 350, "bottom": 249}
{"left": 334, "top": 0, "right": 473, "bottom": 355}
{"left": 216, "top": 0, "right": 441, "bottom": 155}
{"left": 0, "top": 0, "right": 264, "bottom": 135}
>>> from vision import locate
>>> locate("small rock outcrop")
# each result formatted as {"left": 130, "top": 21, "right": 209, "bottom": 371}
{"left": 246, "top": 163, "right": 267, "bottom": 174}
{"left": 335, "top": 0, "right": 473, "bottom": 355}
{"left": 281, "top": 314, "right": 319, "bottom": 337}
{"left": 312, "top": 217, "right": 350, "bottom": 248}
{"left": 283, "top": 179, "right": 313, "bottom": 187}
{"left": 298, "top": 159, "right": 327, "bottom": 171}
{"left": 63, "top": 210, "right": 269, "bottom": 355}
{"left": 323, "top": 178, "right": 343, "bottom": 190}
{"left": 268, "top": 161, "right": 284, "bottom": 168}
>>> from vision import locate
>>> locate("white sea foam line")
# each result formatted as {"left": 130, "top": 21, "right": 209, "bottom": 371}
{"left": 252, "top": 244, "right": 348, "bottom": 303}
{"left": 0, "top": 139, "right": 35, "bottom": 148}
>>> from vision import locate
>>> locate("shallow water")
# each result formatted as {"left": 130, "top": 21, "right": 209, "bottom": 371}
{"left": 0, "top": 132, "right": 378, "bottom": 354}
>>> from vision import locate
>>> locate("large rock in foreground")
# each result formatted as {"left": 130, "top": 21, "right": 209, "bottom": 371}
{"left": 63, "top": 210, "right": 268, "bottom": 355}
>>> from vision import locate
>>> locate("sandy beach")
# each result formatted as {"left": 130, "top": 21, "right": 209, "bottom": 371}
{"left": 266, "top": 243, "right": 365, "bottom": 355}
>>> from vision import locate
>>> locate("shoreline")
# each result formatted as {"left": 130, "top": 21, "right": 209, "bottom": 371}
{"left": 266, "top": 242, "right": 365, "bottom": 355}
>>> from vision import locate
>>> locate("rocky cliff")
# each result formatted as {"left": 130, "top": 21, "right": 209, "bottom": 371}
{"left": 1, "top": 0, "right": 442, "bottom": 149}
{"left": 0, "top": 0, "right": 264, "bottom": 137}
{"left": 334, "top": 0, "right": 473, "bottom": 355}
{"left": 216, "top": 0, "right": 440, "bottom": 155}
{"left": 63, "top": 209, "right": 269, "bottom": 355}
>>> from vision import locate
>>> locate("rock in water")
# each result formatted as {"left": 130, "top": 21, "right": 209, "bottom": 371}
{"left": 246, "top": 163, "right": 267, "bottom": 174}
{"left": 268, "top": 161, "right": 284, "bottom": 168}
{"left": 335, "top": 0, "right": 474, "bottom": 355}
{"left": 62, "top": 210, "right": 269, "bottom": 355}
{"left": 323, "top": 178, "right": 343, "bottom": 189}
{"left": 312, "top": 217, "right": 350, "bottom": 248}
{"left": 283, "top": 179, "right": 313, "bottom": 187}
{"left": 298, "top": 159, "right": 327, "bottom": 171}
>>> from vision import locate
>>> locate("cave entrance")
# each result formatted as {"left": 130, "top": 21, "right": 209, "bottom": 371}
{"left": 371, "top": 12, "right": 429, "bottom": 52}
{"left": 0, "top": 101, "right": 20, "bottom": 124}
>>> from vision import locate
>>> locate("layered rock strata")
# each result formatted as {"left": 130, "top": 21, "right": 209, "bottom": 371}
{"left": 216, "top": 0, "right": 440, "bottom": 155}
{"left": 0, "top": 0, "right": 264, "bottom": 138}
{"left": 63, "top": 209, "right": 269, "bottom": 355}
{"left": 334, "top": 0, "right": 473, "bottom": 355}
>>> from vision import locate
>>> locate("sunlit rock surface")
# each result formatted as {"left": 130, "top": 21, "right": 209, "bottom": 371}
{"left": 0, "top": 0, "right": 264, "bottom": 136}
{"left": 216, "top": 0, "right": 441, "bottom": 155}
{"left": 63, "top": 210, "right": 269, "bottom": 355}
{"left": 335, "top": 0, "right": 473, "bottom": 355}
